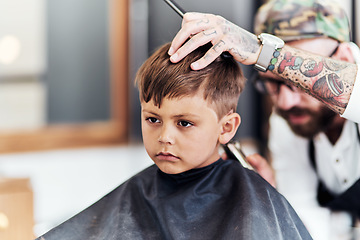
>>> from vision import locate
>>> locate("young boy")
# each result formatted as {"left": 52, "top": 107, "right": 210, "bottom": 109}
{"left": 37, "top": 43, "right": 312, "bottom": 239}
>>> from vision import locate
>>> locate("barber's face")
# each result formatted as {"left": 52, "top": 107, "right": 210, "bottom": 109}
{"left": 264, "top": 72, "right": 336, "bottom": 138}
{"left": 261, "top": 38, "right": 340, "bottom": 138}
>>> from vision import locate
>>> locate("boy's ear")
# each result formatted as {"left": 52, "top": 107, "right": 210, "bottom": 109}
{"left": 219, "top": 112, "right": 241, "bottom": 145}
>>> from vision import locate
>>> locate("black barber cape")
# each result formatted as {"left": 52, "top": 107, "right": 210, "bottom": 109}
{"left": 37, "top": 159, "right": 312, "bottom": 240}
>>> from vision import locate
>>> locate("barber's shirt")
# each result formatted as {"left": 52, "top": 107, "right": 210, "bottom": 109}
{"left": 269, "top": 113, "right": 360, "bottom": 240}
{"left": 314, "top": 121, "right": 360, "bottom": 194}
{"left": 341, "top": 63, "right": 360, "bottom": 123}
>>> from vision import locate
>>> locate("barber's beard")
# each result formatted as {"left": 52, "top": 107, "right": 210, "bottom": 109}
{"left": 276, "top": 106, "right": 337, "bottom": 138}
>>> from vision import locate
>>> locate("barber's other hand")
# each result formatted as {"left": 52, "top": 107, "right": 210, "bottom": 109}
{"left": 221, "top": 150, "right": 276, "bottom": 188}
{"left": 168, "top": 12, "right": 260, "bottom": 70}
{"left": 246, "top": 154, "right": 276, "bottom": 187}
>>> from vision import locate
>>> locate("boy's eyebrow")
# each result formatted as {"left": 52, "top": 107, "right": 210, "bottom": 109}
{"left": 142, "top": 109, "right": 160, "bottom": 117}
{"left": 142, "top": 109, "right": 201, "bottom": 119}
{"left": 173, "top": 113, "right": 201, "bottom": 119}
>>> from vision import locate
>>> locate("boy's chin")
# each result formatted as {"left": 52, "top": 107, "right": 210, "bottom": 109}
{"left": 153, "top": 154, "right": 220, "bottom": 174}
{"left": 158, "top": 166, "right": 185, "bottom": 175}
{"left": 155, "top": 161, "right": 189, "bottom": 175}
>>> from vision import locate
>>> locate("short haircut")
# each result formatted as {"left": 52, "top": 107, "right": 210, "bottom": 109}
{"left": 135, "top": 42, "right": 245, "bottom": 119}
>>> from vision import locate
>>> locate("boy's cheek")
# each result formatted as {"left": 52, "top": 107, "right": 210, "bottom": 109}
{"left": 141, "top": 128, "right": 151, "bottom": 142}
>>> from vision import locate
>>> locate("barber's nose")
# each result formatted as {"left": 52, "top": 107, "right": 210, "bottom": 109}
{"left": 158, "top": 125, "right": 175, "bottom": 145}
{"left": 275, "top": 85, "right": 301, "bottom": 110}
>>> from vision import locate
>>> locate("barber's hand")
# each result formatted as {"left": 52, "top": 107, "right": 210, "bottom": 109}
{"left": 221, "top": 150, "right": 276, "bottom": 187}
{"left": 246, "top": 153, "right": 276, "bottom": 187}
{"left": 168, "top": 12, "right": 261, "bottom": 70}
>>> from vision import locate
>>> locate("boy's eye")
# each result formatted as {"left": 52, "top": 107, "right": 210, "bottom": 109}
{"left": 178, "top": 120, "right": 193, "bottom": 127}
{"left": 146, "top": 117, "right": 160, "bottom": 124}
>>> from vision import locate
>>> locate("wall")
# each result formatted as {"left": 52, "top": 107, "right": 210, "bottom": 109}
{"left": 46, "top": 0, "right": 111, "bottom": 124}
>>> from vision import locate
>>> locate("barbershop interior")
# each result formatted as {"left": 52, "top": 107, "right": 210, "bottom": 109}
{"left": 1, "top": 0, "right": 360, "bottom": 239}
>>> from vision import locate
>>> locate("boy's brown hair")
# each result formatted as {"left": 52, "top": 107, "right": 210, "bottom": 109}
{"left": 135, "top": 42, "right": 245, "bottom": 119}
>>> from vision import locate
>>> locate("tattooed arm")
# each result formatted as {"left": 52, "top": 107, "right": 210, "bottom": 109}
{"left": 169, "top": 12, "right": 358, "bottom": 115}
{"left": 272, "top": 45, "right": 357, "bottom": 115}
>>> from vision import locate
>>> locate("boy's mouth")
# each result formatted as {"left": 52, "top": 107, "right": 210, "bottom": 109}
{"left": 156, "top": 152, "right": 180, "bottom": 162}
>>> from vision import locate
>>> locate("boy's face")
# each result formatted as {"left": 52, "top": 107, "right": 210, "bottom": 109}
{"left": 141, "top": 91, "right": 224, "bottom": 174}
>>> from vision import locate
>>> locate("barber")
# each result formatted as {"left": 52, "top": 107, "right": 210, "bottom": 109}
{"left": 168, "top": 0, "right": 360, "bottom": 239}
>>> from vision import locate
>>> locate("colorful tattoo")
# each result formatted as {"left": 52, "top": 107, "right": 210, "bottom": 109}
{"left": 268, "top": 48, "right": 281, "bottom": 71}
{"left": 272, "top": 46, "right": 356, "bottom": 114}
{"left": 278, "top": 52, "right": 303, "bottom": 73}
{"left": 324, "top": 58, "right": 348, "bottom": 71}
{"left": 300, "top": 58, "right": 323, "bottom": 77}
{"left": 312, "top": 73, "right": 347, "bottom": 108}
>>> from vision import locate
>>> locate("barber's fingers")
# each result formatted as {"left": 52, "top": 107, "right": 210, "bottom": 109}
{"left": 171, "top": 31, "right": 226, "bottom": 70}
{"left": 182, "top": 12, "right": 208, "bottom": 21}
{"left": 181, "top": 12, "right": 212, "bottom": 26}
{"left": 246, "top": 153, "right": 276, "bottom": 187}
{"left": 170, "top": 28, "right": 220, "bottom": 58}
{"left": 189, "top": 40, "right": 227, "bottom": 70}
{"left": 169, "top": 13, "right": 225, "bottom": 59}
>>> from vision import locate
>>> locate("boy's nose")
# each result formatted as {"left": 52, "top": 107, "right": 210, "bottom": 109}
{"left": 275, "top": 84, "right": 302, "bottom": 111}
{"left": 158, "top": 125, "right": 175, "bottom": 145}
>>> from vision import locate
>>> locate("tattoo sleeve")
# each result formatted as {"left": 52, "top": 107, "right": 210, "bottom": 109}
{"left": 271, "top": 45, "right": 358, "bottom": 115}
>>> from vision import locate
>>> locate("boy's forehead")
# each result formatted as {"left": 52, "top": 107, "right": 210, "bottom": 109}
{"left": 141, "top": 94, "right": 219, "bottom": 119}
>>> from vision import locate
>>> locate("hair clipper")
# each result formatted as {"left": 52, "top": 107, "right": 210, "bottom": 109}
{"left": 222, "top": 141, "right": 254, "bottom": 171}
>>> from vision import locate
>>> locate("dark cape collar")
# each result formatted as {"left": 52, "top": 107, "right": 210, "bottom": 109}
{"left": 38, "top": 158, "right": 312, "bottom": 240}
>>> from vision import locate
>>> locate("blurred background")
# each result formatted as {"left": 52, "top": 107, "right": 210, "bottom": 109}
{"left": 0, "top": 0, "right": 357, "bottom": 238}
